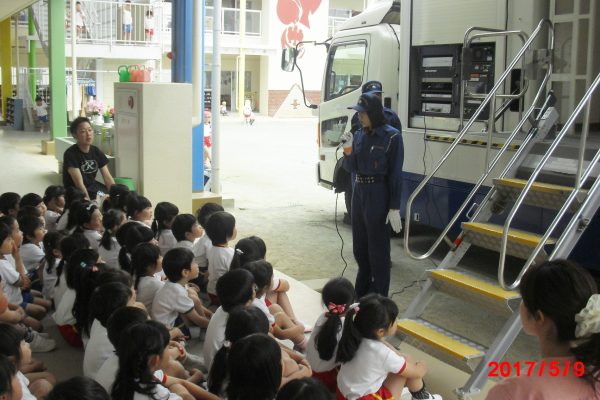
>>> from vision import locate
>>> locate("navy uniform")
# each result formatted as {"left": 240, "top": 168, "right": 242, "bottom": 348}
{"left": 343, "top": 93, "right": 404, "bottom": 297}
{"left": 341, "top": 81, "right": 401, "bottom": 225}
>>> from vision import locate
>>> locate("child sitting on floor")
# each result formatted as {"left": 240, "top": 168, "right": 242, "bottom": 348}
{"left": 152, "top": 202, "right": 179, "bottom": 257}
{"left": 205, "top": 211, "right": 236, "bottom": 305}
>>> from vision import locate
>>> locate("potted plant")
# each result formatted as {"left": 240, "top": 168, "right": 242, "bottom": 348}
{"left": 103, "top": 106, "right": 114, "bottom": 123}
{"left": 86, "top": 99, "right": 105, "bottom": 124}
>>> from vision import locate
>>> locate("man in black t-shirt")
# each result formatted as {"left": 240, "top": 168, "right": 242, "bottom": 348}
{"left": 63, "top": 117, "right": 115, "bottom": 199}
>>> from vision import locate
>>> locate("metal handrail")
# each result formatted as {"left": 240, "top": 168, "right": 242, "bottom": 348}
{"left": 404, "top": 19, "right": 554, "bottom": 260}
{"left": 498, "top": 71, "right": 600, "bottom": 290}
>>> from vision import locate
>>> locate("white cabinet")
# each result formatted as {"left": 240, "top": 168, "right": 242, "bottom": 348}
{"left": 114, "top": 82, "right": 193, "bottom": 213}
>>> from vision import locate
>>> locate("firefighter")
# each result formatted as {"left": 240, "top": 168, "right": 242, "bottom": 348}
{"left": 340, "top": 92, "right": 404, "bottom": 297}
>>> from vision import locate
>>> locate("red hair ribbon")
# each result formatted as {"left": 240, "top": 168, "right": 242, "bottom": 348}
{"left": 327, "top": 302, "right": 346, "bottom": 315}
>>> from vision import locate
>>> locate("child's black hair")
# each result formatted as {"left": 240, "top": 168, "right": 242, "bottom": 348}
{"left": 196, "top": 202, "right": 224, "bottom": 228}
{"left": 131, "top": 242, "right": 161, "bottom": 290}
{"left": 0, "top": 323, "right": 25, "bottom": 367}
{"left": 241, "top": 260, "right": 273, "bottom": 295}
{"left": 248, "top": 235, "right": 266, "bottom": 259}
{"left": 69, "top": 116, "right": 91, "bottom": 136}
{"left": 46, "top": 376, "right": 110, "bottom": 400}
{"left": 90, "top": 282, "right": 133, "bottom": 327}
{"left": 71, "top": 201, "right": 99, "bottom": 232}
{"left": 230, "top": 238, "right": 262, "bottom": 270}
{"left": 116, "top": 222, "right": 154, "bottom": 273}
{"left": 216, "top": 269, "right": 255, "bottom": 312}
{"left": 106, "top": 306, "right": 149, "bottom": 347}
{"left": 43, "top": 231, "right": 64, "bottom": 275}
{"left": 55, "top": 232, "right": 90, "bottom": 287}
{"left": 152, "top": 202, "right": 179, "bottom": 237}
{"left": 226, "top": 333, "right": 282, "bottom": 400}
{"left": 100, "top": 209, "right": 124, "bottom": 250}
{"left": 162, "top": 247, "right": 194, "bottom": 283}
{"left": 205, "top": 211, "right": 236, "bottom": 246}
{"left": 0, "top": 224, "right": 11, "bottom": 248}
{"left": 19, "top": 193, "right": 43, "bottom": 209}
{"left": 208, "top": 306, "right": 270, "bottom": 395}
{"left": 70, "top": 249, "right": 105, "bottom": 337}
{"left": 43, "top": 185, "right": 66, "bottom": 206}
{"left": 315, "top": 278, "right": 356, "bottom": 362}
{"left": 336, "top": 294, "right": 399, "bottom": 363}
{"left": 17, "top": 205, "right": 41, "bottom": 220}
{"left": 520, "top": 259, "right": 600, "bottom": 387}
{"left": 18, "top": 214, "right": 43, "bottom": 244}
{"left": 102, "top": 184, "right": 130, "bottom": 213}
{"left": 111, "top": 320, "right": 170, "bottom": 400}
{"left": 35, "top": 95, "right": 42, "bottom": 102}
{"left": 276, "top": 378, "right": 333, "bottom": 400}
{"left": 57, "top": 187, "right": 86, "bottom": 228}
{"left": 171, "top": 213, "right": 197, "bottom": 242}
{"left": 125, "top": 194, "right": 152, "bottom": 220}
{"left": 0, "top": 193, "right": 20, "bottom": 216}
{"left": 0, "top": 355, "right": 16, "bottom": 397}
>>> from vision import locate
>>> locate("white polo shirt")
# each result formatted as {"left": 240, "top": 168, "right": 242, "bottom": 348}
{"left": 202, "top": 306, "right": 229, "bottom": 369}
{"left": 0, "top": 259, "right": 22, "bottom": 304}
{"left": 98, "top": 237, "right": 120, "bottom": 269}
{"left": 42, "top": 259, "right": 60, "bottom": 300}
{"left": 52, "top": 287, "right": 76, "bottom": 325}
{"left": 157, "top": 230, "right": 177, "bottom": 256}
{"left": 252, "top": 295, "right": 275, "bottom": 325}
{"left": 97, "top": 355, "right": 167, "bottom": 395}
{"left": 151, "top": 281, "right": 194, "bottom": 328}
{"left": 137, "top": 275, "right": 164, "bottom": 311}
{"left": 19, "top": 243, "right": 44, "bottom": 273}
{"left": 306, "top": 312, "right": 344, "bottom": 373}
{"left": 207, "top": 246, "right": 234, "bottom": 296}
{"left": 45, "top": 210, "right": 61, "bottom": 232}
{"left": 337, "top": 339, "right": 406, "bottom": 399}
{"left": 17, "top": 371, "right": 36, "bottom": 400}
{"left": 84, "top": 229, "right": 102, "bottom": 251}
{"left": 84, "top": 319, "right": 114, "bottom": 380}
{"left": 193, "top": 234, "right": 212, "bottom": 269}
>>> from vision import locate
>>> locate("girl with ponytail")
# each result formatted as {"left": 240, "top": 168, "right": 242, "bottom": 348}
{"left": 306, "top": 277, "right": 355, "bottom": 392}
{"left": 98, "top": 209, "right": 125, "bottom": 269}
{"left": 116, "top": 222, "right": 155, "bottom": 273}
{"left": 486, "top": 259, "right": 600, "bottom": 399}
{"left": 336, "top": 294, "right": 440, "bottom": 400}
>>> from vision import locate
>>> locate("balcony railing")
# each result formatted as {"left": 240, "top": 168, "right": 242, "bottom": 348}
{"left": 65, "top": 0, "right": 168, "bottom": 46}
{"left": 204, "top": 6, "right": 262, "bottom": 36}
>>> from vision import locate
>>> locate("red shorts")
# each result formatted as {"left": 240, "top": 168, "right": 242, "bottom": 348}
{"left": 145, "top": 29, "right": 154, "bottom": 35}
{"left": 336, "top": 386, "right": 394, "bottom": 400}
{"left": 208, "top": 293, "right": 220, "bottom": 306}
{"left": 57, "top": 324, "right": 83, "bottom": 348}
{"left": 313, "top": 368, "right": 338, "bottom": 393}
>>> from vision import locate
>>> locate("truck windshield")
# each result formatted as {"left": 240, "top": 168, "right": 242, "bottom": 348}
{"left": 324, "top": 41, "right": 367, "bottom": 101}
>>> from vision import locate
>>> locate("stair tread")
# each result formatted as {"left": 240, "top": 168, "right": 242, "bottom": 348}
{"left": 494, "top": 178, "right": 580, "bottom": 194}
{"left": 462, "top": 222, "right": 556, "bottom": 247}
{"left": 397, "top": 319, "right": 485, "bottom": 360}
{"left": 430, "top": 269, "right": 520, "bottom": 301}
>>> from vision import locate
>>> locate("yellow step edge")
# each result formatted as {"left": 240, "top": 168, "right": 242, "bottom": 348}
{"left": 462, "top": 222, "right": 556, "bottom": 247}
{"left": 430, "top": 270, "right": 519, "bottom": 302}
{"left": 397, "top": 319, "right": 483, "bottom": 360}
{"left": 494, "top": 178, "right": 575, "bottom": 195}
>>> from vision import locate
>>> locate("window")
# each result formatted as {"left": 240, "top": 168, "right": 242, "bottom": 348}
{"left": 324, "top": 41, "right": 367, "bottom": 101}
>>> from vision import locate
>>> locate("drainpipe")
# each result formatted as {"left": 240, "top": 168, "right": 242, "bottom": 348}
{"left": 237, "top": 0, "right": 246, "bottom": 114}
{"left": 191, "top": 0, "right": 205, "bottom": 191}
{"left": 211, "top": 0, "right": 222, "bottom": 194}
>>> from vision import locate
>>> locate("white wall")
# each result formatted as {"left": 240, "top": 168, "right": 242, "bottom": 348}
{"left": 265, "top": 0, "right": 330, "bottom": 92}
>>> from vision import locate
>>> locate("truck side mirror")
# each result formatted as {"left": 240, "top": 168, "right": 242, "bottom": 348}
{"left": 281, "top": 47, "right": 297, "bottom": 72}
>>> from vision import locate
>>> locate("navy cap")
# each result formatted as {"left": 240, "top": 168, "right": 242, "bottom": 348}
{"left": 348, "top": 93, "right": 376, "bottom": 112}
{"left": 361, "top": 80, "right": 383, "bottom": 94}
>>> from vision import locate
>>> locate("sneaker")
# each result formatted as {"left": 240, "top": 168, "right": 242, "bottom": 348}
{"left": 29, "top": 332, "right": 56, "bottom": 353}
{"left": 412, "top": 392, "right": 442, "bottom": 400}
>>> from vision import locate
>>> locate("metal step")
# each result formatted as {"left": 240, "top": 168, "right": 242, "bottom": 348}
{"left": 493, "top": 178, "right": 584, "bottom": 211}
{"left": 397, "top": 318, "right": 486, "bottom": 373}
{"left": 461, "top": 222, "right": 555, "bottom": 262}
{"left": 429, "top": 269, "right": 520, "bottom": 316}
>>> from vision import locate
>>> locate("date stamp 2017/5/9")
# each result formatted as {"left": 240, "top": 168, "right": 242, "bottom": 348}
{"left": 488, "top": 361, "right": 585, "bottom": 377}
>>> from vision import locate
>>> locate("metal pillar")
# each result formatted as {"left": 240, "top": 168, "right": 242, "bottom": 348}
{"left": 70, "top": 0, "right": 77, "bottom": 119}
{"left": 237, "top": 0, "right": 246, "bottom": 115}
{"left": 0, "top": 18, "right": 12, "bottom": 120}
{"left": 211, "top": 0, "right": 222, "bottom": 194}
{"left": 48, "top": 0, "right": 67, "bottom": 139}
{"left": 28, "top": 10, "right": 36, "bottom": 102}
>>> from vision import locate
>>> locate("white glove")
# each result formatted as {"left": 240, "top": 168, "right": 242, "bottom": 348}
{"left": 339, "top": 131, "right": 353, "bottom": 149}
{"left": 386, "top": 209, "right": 402, "bottom": 233}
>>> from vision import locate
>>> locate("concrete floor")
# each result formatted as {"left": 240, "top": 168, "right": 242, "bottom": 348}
{"left": 0, "top": 117, "right": 539, "bottom": 399}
